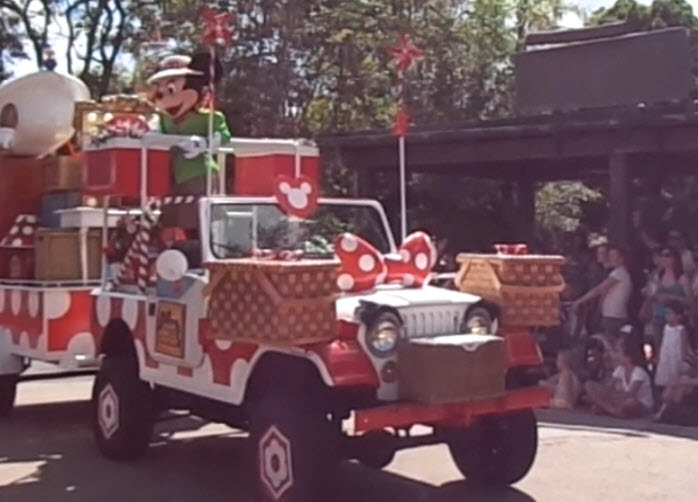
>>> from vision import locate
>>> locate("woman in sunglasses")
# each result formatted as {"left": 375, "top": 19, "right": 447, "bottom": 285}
{"left": 649, "top": 247, "right": 694, "bottom": 347}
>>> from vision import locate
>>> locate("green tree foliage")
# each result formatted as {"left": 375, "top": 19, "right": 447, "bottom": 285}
{"left": 536, "top": 181, "right": 603, "bottom": 233}
{"left": 63, "top": 0, "right": 141, "bottom": 97}
{"left": 0, "top": 0, "right": 575, "bottom": 250}
{"left": 0, "top": 14, "right": 25, "bottom": 81}
{"left": 0, "top": 0, "right": 572, "bottom": 131}
{"left": 136, "top": 0, "right": 571, "bottom": 135}
{"left": 0, "top": 0, "right": 159, "bottom": 96}
{"left": 589, "top": 0, "right": 698, "bottom": 30}
{"left": 0, "top": 0, "right": 53, "bottom": 71}
{"left": 515, "top": 0, "right": 573, "bottom": 48}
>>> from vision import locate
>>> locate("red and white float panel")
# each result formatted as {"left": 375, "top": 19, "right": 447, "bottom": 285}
{"left": 92, "top": 281, "right": 377, "bottom": 406}
{"left": 0, "top": 285, "right": 99, "bottom": 367}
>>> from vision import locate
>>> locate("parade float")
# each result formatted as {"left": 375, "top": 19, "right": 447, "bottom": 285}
{"left": 0, "top": 17, "right": 563, "bottom": 502}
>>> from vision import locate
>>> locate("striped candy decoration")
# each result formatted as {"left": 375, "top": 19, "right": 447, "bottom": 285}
{"left": 161, "top": 195, "right": 197, "bottom": 205}
{"left": 110, "top": 196, "right": 199, "bottom": 292}
{"left": 113, "top": 200, "right": 160, "bottom": 293}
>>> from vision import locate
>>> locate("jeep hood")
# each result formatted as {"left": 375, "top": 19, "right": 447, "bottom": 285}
{"left": 335, "top": 285, "right": 481, "bottom": 321}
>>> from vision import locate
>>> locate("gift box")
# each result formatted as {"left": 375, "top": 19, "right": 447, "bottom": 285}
{"left": 43, "top": 155, "right": 84, "bottom": 193}
{"left": 0, "top": 248, "right": 34, "bottom": 280}
{"left": 398, "top": 334, "right": 507, "bottom": 404}
{"left": 34, "top": 229, "right": 102, "bottom": 281}
{"left": 0, "top": 214, "right": 38, "bottom": 279}
{"left": 204, "top": 259, "right": 338, "bottom": 345}
{"left": 456, "top": 253, "right": 565, "bottom": 327}
{"left": 40, "top": 191, "right": 84, "bottom": 227}
{"left": 233, "top": 140, "right": 320, "bottom": 196}
{"left": 74, "top": 96, "right": 155, "bottom": 138}
{"left": 84, "top": 138, "right": 171, "bottom": 198}
{"left": 0, "top": 157, "right": 45, "bottom": 238}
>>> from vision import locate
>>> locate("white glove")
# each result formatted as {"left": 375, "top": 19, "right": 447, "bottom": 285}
{"left": 176, "top": 136, "right": 208, "bottom": 159}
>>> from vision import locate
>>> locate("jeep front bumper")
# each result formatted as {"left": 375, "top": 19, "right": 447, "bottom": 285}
{"left": 354, "top": 386, "right": 550, "bottom": 433}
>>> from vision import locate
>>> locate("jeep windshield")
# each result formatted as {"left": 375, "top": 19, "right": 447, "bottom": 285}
{"left": 209, "top": 202, "right": 392, "bottom": 259}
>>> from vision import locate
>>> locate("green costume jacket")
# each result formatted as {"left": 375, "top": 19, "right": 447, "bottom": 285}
{"left": 158, "top": 110, "right": 232, "bottom": 184}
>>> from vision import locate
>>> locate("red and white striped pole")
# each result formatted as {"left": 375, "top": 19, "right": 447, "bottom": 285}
{"left": 390, "top": 35, "right": 424, "bottom": 243}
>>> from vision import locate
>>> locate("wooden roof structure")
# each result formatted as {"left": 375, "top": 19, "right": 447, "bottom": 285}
{"left": 319, "top": 102, "right": 698, "bottom": 182}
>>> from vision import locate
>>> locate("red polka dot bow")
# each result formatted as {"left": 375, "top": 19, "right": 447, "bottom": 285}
{"left": 334, "top": 231, "right": 437, "bottom": 292}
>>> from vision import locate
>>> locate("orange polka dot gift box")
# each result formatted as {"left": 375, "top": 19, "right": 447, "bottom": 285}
{"left": 204, "top": 259, "right": 339, "bottom": 346}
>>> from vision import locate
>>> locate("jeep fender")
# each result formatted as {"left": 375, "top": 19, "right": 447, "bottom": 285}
{"left": 243, "top": 351, "right": 330, "bottom": 404}
{"left": 501, "top": 327, "right": 543, "bottom": 368}
{"left": 243, "top": 344, "right": 378, "bottom": 405}
{"left": 99, "top": 320, "right": 137, "bottom": 360}
{"left": 0, "top": 328, "right": 24, "bottom": 375}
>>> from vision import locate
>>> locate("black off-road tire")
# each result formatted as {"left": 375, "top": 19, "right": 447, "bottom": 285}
{"left": 445, "top": 409, "right": 538, "bottom": 487}
{"left": 354, "top": 431, "right": 397, "bottom": 470}
{"left": 249, "top": 397, "right": 339, "bottom": 502}
{"left": 91, "top": 356, "right": 155, "bottom": 461}
{"left": 462, "top": 306, "right": 496, "bottom": 335}
{"left": 0, "top": 374, "right": 18, "bottom": 417}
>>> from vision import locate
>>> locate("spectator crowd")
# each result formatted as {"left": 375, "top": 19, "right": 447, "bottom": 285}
{"left": 542, "top": 213, "right": 698, "bottom": 425}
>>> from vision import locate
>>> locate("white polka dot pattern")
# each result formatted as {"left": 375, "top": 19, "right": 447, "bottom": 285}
{"left": 0, "top": 214, "right": 38, "bottom": 248}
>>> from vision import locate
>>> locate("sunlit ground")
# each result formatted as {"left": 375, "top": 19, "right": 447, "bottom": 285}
{"left": 2, "top": 371, "right": 698, "bottom": 502}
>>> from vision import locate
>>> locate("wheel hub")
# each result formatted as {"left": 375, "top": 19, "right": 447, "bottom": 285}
{"left": 259, "top": 426, "right": 294, "bottom": 500}
{"left": 98, "top": 384, "right": 119, "bottom": 439}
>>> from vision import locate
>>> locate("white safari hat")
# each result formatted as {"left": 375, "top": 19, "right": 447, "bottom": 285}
{"left": 147, "top": 54, "right": 203, "bottom": 84}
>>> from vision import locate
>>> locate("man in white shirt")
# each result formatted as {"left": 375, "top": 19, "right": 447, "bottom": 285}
{"left": 573, "top": 246, "right": 632, "bottom": 338}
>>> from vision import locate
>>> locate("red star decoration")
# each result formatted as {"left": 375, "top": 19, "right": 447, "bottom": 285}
{"left": 393, "top": 106, "right": 410, "bottom": 137}
{"left": 390, "top": 35, "right": 424, "bottom": 73}
{"left": 202, "top": 7, "right": 235, "bottom": 46}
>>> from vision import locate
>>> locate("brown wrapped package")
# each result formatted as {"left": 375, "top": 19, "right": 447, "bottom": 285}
{"left": 399, "top": 334, "right": 507, "bottom": 404}
{"left": 34, "top": 229, "right": 102, "bottom": 281}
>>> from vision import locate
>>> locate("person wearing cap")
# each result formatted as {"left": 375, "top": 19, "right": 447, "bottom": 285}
{"left": 148, "top": 53, "right": 232, "bottom": 195}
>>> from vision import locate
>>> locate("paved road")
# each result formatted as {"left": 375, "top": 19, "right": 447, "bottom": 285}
{"left": 2, "top": 375, "right": 698, "bottom": 502}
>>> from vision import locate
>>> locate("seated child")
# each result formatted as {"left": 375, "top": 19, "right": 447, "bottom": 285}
{"left": 540, "top": 350, "right": 581, "bottom": 409}
{"left": 585, "top": 337, "right": 654, "bottom": 418}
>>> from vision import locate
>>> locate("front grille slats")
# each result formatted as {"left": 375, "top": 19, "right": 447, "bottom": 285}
{"left": 401, "top": 306, "right": 467, "bottom": 338}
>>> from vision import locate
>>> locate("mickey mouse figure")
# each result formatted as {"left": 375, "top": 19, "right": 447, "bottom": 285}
{"left": 147, "top": 53, "right": 232, "bottom": 195}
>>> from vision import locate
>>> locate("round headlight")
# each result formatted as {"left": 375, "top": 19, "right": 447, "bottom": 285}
{"left": 367, "top": 313, "right": 402, "bottom": 357}
{"left": 462, "top": 307, "right": 494, "bottom": 335}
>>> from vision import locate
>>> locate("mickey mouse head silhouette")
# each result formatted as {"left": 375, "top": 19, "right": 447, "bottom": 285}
{"left": 274, "top": 174, "right": 319, "bottom": 219}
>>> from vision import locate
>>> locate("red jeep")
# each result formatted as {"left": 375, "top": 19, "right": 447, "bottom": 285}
{"left": 90, "top": 190, "right": 548, "bottom": 502}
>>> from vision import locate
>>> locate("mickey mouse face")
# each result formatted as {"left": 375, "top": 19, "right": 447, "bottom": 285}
{"left": 279, "top": 181, "right": 312, "bottom": 210}
{"left": 154, "top": 77, "right": 200, "bottom": 120}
